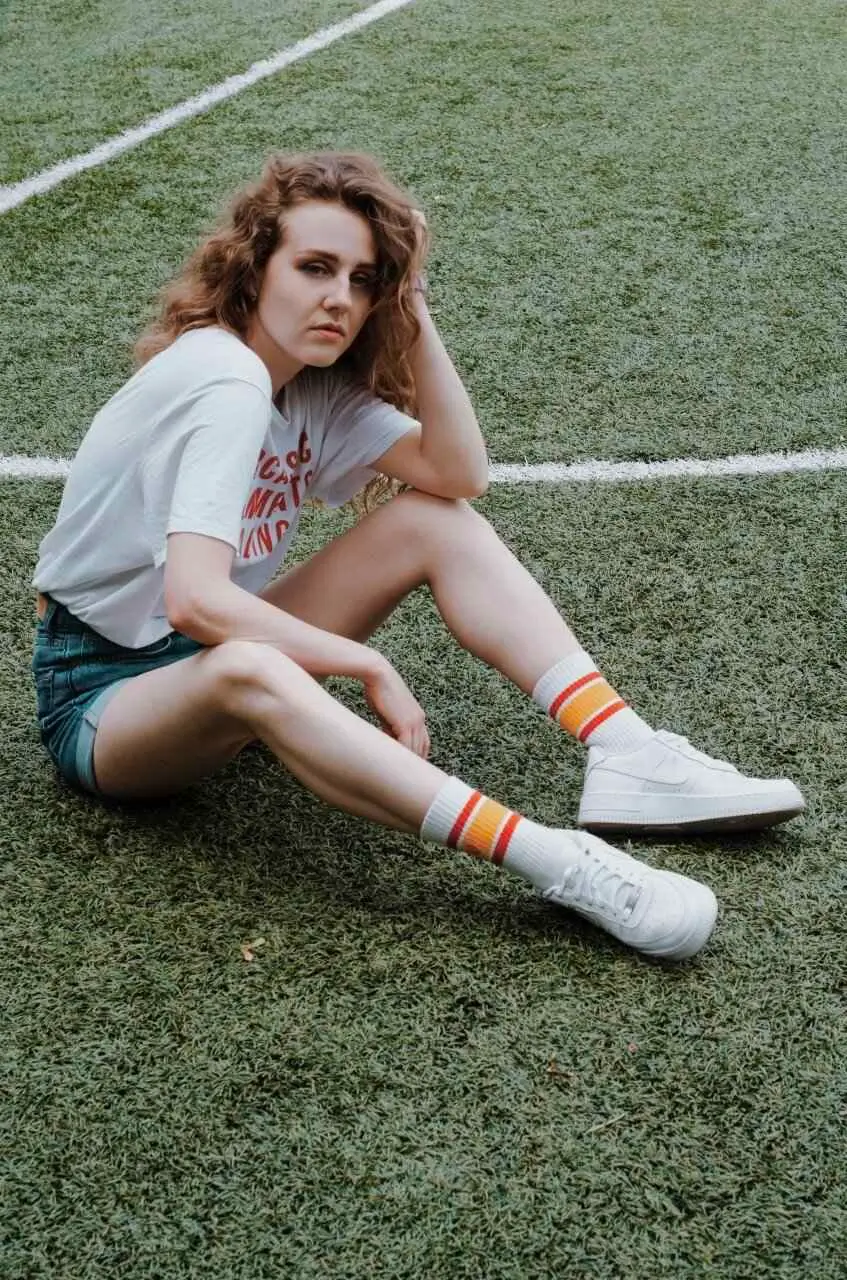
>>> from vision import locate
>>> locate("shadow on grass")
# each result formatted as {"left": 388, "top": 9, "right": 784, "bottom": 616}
{"left": 11, "top": 743, "right": 771, "bottom": 975}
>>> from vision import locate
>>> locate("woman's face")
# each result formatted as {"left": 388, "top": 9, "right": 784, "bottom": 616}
{"left": 248, "top": 199, "right": 380, "bottom": 384}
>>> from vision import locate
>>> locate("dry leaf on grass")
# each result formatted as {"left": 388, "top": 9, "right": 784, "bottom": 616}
{"left": 240, "top": 937, "right": 266, "bottom": 963}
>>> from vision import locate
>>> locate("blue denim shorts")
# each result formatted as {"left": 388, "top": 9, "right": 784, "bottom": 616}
{"left": 32, "top": 596, "right": 204, "bottom": 795}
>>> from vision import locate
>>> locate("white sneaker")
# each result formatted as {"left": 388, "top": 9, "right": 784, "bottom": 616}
{"left": 578, "top": 730, "right": 805, "bottom": 834}
{"left": 541, "top": 830, "right": 717, "bottom": 960}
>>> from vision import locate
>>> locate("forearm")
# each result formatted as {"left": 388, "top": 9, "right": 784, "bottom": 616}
{"left": 171, "top": 578, "right": 383, "bottom": 681}
{"left": 409, "top": 296, "right": 489, "bottom": 490}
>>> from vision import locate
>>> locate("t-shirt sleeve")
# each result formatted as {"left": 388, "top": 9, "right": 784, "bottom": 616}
{"left": 142, "top": 379, "right": 271, "bottom": 568}
{"left": 309, "top": 376, "right": 419, "bottom": 507}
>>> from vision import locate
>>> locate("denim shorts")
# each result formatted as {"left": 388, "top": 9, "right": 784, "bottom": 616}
{"left": 32, "top": 596, "right": 204, "bottom": 795}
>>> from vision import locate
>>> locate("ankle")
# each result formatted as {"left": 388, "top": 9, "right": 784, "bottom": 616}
{"left": 420, "top": 778, "right": 566, "bottom": 888}
{"left": 532, "top": 651, "right": 654, "bottom": 752}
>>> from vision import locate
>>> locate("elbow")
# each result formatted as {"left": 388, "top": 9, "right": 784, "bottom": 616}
{"left": 439, "top": 472, "right": 489, "bottom": 501}
{"left": 463, "top": 461, "right": 490, "bottom": 499}
{"left": 166, "top": 590, "right": 221, "bottom": 643}
{"left": 164, "top": 583, "right": 191, "bottom": 635}
{"left": 431, "top": 472, "right": 489, "bottom": 501}
{"left": 167, "top": 603, "right": 202, "bottom": 641}
{"left": 444, "top": 455, "right": 490, "bottom": 501}
{"left": 470, "top": 470, "right": 490, "bottom": 499}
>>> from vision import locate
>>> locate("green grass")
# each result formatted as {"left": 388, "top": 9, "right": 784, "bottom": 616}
{"left": 0, "top": 0, "right": 367, "bottom": 181}
{"left": 2, "top": 0, "right": 846, "bottom": 1275}
{"left": 1, "top": 0, "right": 844, "bottom": 461}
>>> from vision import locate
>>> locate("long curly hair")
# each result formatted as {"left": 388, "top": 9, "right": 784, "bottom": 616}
{"left": 135, "top": 151, "right": 427, "bottom": 505}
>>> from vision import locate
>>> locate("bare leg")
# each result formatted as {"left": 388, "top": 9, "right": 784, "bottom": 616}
{"left": 263, "top": 490, "right": 580, "bottom": 692}
{"left": 89, "top": 638, "right": 719, "bottom": 961}
{"left": 92, "top": 639, "right": 447, "bottom": 823}
{"left": 273, "top": 494, "right": 800, "bottom": 838}
{"left": 85, "top": 540, "right": 720, "bottom": 958}
{"left": 92, "top": 494, "right": 574, "bottom": 803}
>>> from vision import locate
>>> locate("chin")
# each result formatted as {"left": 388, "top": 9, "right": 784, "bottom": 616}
{"left": 304, "top": 352, "right": 343, "bottom": 368}
{"left": 302, "top": 344, "right": 347, "bottom": 367}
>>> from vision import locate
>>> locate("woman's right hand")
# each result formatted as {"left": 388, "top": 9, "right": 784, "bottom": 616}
{"left": 363, "top": 658, "right": 430, "bottom": 759}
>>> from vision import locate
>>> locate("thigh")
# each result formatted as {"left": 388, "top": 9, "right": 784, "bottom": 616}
{"left": 91, "top": 647, "right": 257, "bottom": 799}
{"left": 260, "top": 492, "right": 432, "bottom": 642}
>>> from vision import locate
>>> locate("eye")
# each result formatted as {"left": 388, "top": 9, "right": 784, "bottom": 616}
{"left": 352, "top": 272, "right": 378, "bottom": 291}
{"left": 300, "top": 260, "right": 329, "bottom": 276}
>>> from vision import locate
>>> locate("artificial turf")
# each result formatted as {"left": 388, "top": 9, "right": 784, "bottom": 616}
{"left": 2, "top": 0, "right": 844, "bottom": 463}
{"left": 1, "top": 0, "right": 845, "bottom": 1275}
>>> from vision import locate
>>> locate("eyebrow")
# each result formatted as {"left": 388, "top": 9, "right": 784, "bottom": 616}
{"left": 295, "top": 249, "right": 378, "bottom": 270}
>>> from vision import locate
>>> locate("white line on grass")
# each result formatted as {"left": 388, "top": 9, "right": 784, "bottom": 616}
{"left": 1, "top": 455, "right": 73, "bottom": 480}
{"left": 3, "top": 446, "right": 846, "bottom": 485}
{"left": 0, "top": 0, "right": 415, "bottom": 216}
{"left": 488, "top": 446, "right": 847, "bottom": 484}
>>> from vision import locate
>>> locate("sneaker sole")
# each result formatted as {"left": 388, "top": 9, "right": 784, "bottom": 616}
{"left": 578, "top": 792, "right": 805, "bottom": 835}
{"left": 580, "top": 793, "right": 808, "bottom": 834}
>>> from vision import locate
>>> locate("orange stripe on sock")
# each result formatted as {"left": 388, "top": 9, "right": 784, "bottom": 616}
{"left": 492, "top": 812, "right": 521, "bottom": 865}
{"left": 578, "top": 698, "right": 627, "bottom": 742}
{"left": 462, "top": 798, "right": 512, "bottom": 860}
{"left": 448, "top": 791, "right": 482, "bottom": 847}
{"left": 556, "top": 678, "right": 619, "bottom": 736}
{"left": 548, "top": 670, "right": 601, "bottom": 719}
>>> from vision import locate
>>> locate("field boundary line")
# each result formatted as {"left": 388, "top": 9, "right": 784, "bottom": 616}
{"left": 3, "top": 446, "right": 846, "bottom": 485}
{"left": 0, "top": 0, "right": 415, "bottom": 216}
{"left": 488, "top": 447, "right": 847, "bottom": 484}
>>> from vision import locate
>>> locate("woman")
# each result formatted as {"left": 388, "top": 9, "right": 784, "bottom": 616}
{"left": 31, "top": 151, "right": 804, "bottom": 961}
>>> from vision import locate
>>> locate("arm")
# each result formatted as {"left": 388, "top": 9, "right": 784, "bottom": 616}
{"left": 164, "top": 532, "right": 383, "bottom": 682}
{"left": 372, "top": 292, "right": 490, "bottom": 500}
{"left": 165, "top": 532, "right": 431, "bottom": 755}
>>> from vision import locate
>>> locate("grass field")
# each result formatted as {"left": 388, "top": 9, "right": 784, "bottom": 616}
{"left": 1, "top": 0, "right": 845, "bottom": 1276}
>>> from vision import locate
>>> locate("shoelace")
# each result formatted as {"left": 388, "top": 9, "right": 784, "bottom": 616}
{"left": 656, "top": 731, "right": 738, "bottom": 773}
{"left": 544, "top": 843, "right": 644, "bottom": 923}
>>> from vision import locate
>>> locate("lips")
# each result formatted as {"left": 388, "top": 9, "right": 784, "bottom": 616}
{"left": 310, "top": 324, "right": 345, "bottom": 337}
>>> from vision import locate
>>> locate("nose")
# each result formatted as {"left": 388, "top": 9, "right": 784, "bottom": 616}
{"left": 324, "top": 273, "right": 353, "bottom": 312}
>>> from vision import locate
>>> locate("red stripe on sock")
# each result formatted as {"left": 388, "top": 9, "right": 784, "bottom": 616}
{"left": 578, "top": 699, "right": 627, "bottom": 742}
{"left": 548, "top": 670, "right": 600, "bottom": 718}
{"left": 492, "top": 812, "right": 521, "bottom": 865}
{"left": 448, "top": 791, "right": 482, "bottom": 847}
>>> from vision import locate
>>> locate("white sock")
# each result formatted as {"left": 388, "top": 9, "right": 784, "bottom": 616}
{"left": 532, "top": 651, "right": 654, "bottom": 754}
{"left": 420, "top": 776, "right": 567, "bottom": 889}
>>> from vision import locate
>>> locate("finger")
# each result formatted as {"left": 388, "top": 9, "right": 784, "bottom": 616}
{"left": 416, "top": 725, "right": 430, "bottom": 760}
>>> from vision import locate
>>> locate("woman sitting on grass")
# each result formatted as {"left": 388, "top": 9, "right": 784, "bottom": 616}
{"left": 31, "top": 151, "right": 804, "bottom": 961}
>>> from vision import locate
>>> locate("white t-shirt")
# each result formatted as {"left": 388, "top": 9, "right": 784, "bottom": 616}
{"left": 33, "top": 327, "right": 418, "bottom": 647}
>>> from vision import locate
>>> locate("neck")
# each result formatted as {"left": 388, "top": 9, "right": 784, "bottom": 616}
{"left": 245, "top": 318, "right": 304, "bottom": 396}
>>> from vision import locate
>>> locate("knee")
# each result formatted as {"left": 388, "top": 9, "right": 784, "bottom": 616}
{"left": 388, "top": 490, "right": 487, "bottom": 545}
{"left": 203, "top": 640, "right": 310, "bottom": 719}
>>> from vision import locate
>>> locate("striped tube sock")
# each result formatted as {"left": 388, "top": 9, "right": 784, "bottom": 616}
{"left": 420, "top": 776, "right": 560, "bottom": 887}
{"left": 532, "top": 651, "right": 654, "bottom": 754}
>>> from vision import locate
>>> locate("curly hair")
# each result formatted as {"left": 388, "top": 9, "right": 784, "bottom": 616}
{"left": 135, "top": 151, "right": 428, "bottom": 505}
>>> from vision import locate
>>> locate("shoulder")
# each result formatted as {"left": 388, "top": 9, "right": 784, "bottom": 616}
{"left": 150, "top": 327, "right": 273, "bottom": 400}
